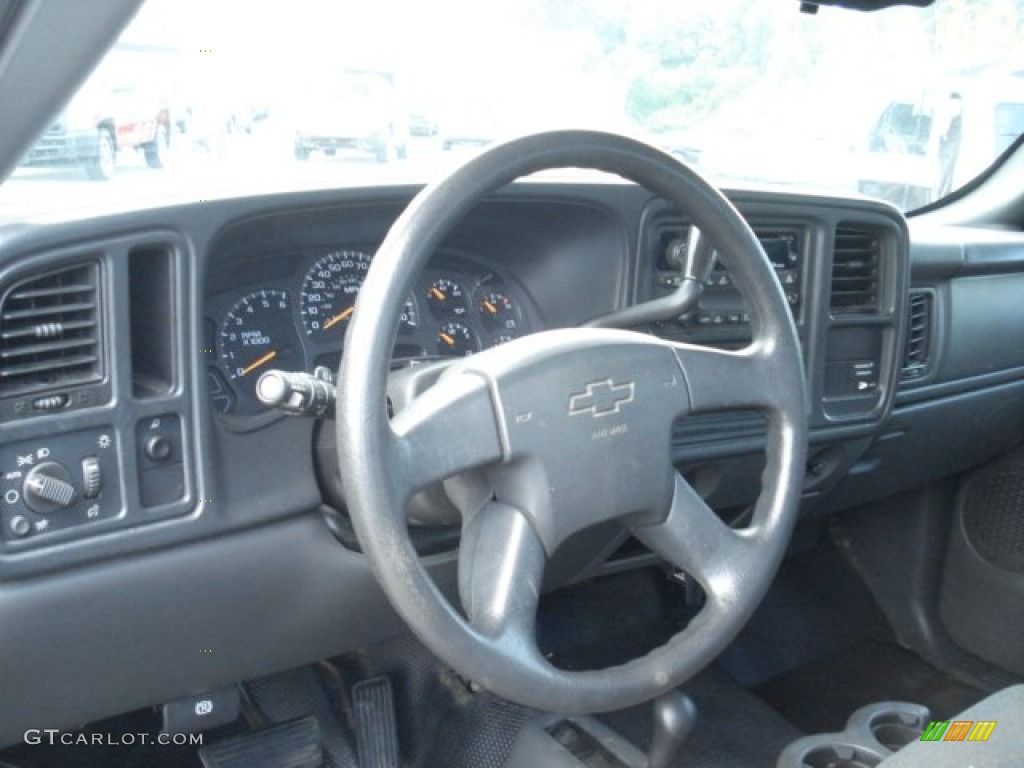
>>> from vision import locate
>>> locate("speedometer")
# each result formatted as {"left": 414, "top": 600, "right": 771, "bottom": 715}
{"left": 301, "top": 249, "right": 419, "bottom": 341}
{"left": 300, "top": 250, "right": 371, "bottom": 340}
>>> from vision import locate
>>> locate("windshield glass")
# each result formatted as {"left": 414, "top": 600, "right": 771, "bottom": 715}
{"left": 4, "top": 0, "right": 1023, "bottom": 219}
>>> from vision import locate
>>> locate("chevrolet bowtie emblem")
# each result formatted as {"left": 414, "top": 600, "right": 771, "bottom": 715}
{"left": 568, "top": 379, "right": 635, "bottom": 418}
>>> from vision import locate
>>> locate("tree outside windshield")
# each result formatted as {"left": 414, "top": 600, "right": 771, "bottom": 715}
{"left": 3, "top": 0, "right": 1023, "bottom": 219}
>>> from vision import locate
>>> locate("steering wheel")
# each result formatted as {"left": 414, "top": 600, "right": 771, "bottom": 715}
{"left": 336, "top": 130, "right": 808, "bottom": 714}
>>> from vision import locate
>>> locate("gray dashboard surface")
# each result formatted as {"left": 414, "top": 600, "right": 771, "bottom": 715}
{"left": 0, "top": 179, "right": 1021, "bottom": 745}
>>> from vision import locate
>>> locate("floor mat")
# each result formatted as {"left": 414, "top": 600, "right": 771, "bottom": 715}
{"left": 717, "top": 531, "right": 894, "bottom": 689}
{"left": 754, "top": 638, "right": 986, "bottom": 734}
{"left": 419, "top": 690, "right": 537, "bottom": 768}
{"left": 601, "top": 666, "right": 803, "bottom": 768}
{"left": 537, "top": 567, "right": 698, "bottom": 670}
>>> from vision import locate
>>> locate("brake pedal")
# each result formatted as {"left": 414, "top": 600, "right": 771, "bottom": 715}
{"left": 352, "top": 677, "right": 400, "bottom": 768}
{"left": 198, "top": 715, "right": 322, "bottom": 768}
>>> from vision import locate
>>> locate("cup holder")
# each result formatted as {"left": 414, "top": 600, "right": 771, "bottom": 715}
{"left": 802, "top": 743, "right": 883, "bottom": 768}
{"left": 868, "top": 712, "right": 927, "bottom": 752}
{"left": 777, "top": 702, "right": 932, "bottom": 768}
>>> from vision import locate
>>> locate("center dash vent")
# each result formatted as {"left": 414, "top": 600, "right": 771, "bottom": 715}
{"left": 0, "top": 262, "right": 102, "bottom": 398}
{"left": 653, "top": 219, "right": 690, "bottom": 270}
{"left": 832, "top": 224, "right": 881, "bottom": 313}
{"left": 902, "top": 291, "right": 933, "bottom": 380}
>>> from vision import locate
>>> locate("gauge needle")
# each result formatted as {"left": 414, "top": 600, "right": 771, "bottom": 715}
{"left": 323, "top": 306, "right": 355, "bottom": 331}
{"left": 439, "top": 332, "right": 456, "bottom": 346}
{"left": 429, "top": 287, "right": 446, "bottom": 301}
{"left": 239, "top": 349, "right": 277, "bottom": 377}
{"left": 482, "top": 300, "right": 497, "bottom": 315}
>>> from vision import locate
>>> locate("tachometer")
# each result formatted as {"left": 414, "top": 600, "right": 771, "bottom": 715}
{"left": 219, "top": 289, "right": 304, "bottom": 414}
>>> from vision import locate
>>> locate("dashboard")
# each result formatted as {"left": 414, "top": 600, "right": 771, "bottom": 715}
{"left": 1, "top": 179, "right": 1024, "bottom": 746}
{"left": 0, "top": 185, "right": 912, "bottom": 567}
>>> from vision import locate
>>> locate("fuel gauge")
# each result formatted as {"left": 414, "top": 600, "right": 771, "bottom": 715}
{"left": 426, "top": 278, "right": 467, "bottom": 318}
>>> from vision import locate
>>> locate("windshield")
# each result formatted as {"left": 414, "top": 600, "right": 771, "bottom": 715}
{"left": 4, "top": 0, "right": 1023, "bottom": 219}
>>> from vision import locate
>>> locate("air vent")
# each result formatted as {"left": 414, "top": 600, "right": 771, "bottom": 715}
{"left": 653, "top": 219, "right": 690, "bottom": 270}
{"left": 901, "top": 291, "right": 932, "bottom": 380}
{"left": 0, "top": 263, "right": 102, "bottom": 397}
{"left": 831, "top": 224, "right": 881, "bottom": 313}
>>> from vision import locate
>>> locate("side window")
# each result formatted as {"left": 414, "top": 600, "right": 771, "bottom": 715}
{"left": 994, "top": 102, "right": 1024, "bottom": 155}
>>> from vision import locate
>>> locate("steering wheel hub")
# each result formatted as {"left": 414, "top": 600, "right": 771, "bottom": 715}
{"left": 444, "top": 329, "right": 684, "bottom": 552}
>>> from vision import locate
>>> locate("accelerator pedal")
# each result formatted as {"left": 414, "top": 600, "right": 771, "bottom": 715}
{"left": 352, "top": 677, "right": 400, "bottom": 768}
{"left": 198, "top": 715, "right": 322, "bottom": 768}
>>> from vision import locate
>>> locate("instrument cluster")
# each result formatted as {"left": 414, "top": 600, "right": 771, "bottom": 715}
{"left": 205, "top": 247, "right": 533, "bottom": 416}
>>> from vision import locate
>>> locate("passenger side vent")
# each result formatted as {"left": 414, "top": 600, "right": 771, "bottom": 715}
{"left": 901, "top": 291, "right": 932, "bottom": 380}
{"left": 831, "top": 224, "right": 881, "bottom": 313}
{"left": 0, "top": 263, "right": 102, "bottom": 397}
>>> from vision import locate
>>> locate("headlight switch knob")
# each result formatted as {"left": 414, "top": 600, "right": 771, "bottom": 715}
{"left": 23, "top": 461, "right": 77, "bottom": 514}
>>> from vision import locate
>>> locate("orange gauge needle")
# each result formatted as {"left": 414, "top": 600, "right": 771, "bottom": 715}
{"left": 239, "top": 349, "right": 277, "bottom": 377}
{"left": 482, "top": 300, "right": 498, "bottom": 315}
{"left": 429, "top": 287, "right": 446, "bottom": 301}
{"left": 439, "top": 332, "right": 456, "bottom": 347}
{"left": 322, "top": 306, "right": 355, "bottom": 331}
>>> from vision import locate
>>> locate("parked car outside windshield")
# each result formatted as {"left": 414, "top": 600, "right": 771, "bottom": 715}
{"left": 3, "top": 0, "right": 1023, "bottom": 221}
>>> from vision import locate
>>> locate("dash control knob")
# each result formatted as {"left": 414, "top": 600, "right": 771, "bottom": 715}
{"left": 145, "top": 435, "right": 172, "bottom": 462}
{"left": 82, "top": 457, "right": 101, "bottom": 499}
{"left": 22, "top": 461, "right": 77, "bottom": 514}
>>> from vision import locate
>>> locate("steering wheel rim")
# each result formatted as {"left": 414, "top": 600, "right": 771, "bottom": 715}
{"left": 337, "top": 130, "right": 808, "bottom": 714}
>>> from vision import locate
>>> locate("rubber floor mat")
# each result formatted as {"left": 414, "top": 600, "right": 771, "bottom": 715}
{"left": 600, "top": 666, "right": 803, "bottom": 768}
{"left": 753, "top": 638, "right": 986, "bottom": 734}
{"left": 418, "top": 690, "right": 537, "bottom": 768}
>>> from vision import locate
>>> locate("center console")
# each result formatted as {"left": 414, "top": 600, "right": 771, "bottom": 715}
{"left": 633, "top": 194, "right": 909, "bottom": 516}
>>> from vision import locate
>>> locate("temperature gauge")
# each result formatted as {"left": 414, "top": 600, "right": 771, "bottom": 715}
{"left": 436, "top": 322, "right": 479, "bottom": 356}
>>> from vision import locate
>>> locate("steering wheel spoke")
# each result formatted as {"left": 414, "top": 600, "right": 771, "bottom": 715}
{"left": 673, "top": 341, "right": 794, "bottom": 416}
{"left": 389, "top": 370, "right": 504, "bottom": 499}
{"left": 631, "top": 473, "right": 756, "bottom": 605}
{"left": 458, "top": 501, "right": 546, "bottom": 641}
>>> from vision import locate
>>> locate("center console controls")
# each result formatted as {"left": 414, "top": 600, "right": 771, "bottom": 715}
{"left": 651, "top": 224, "right": 804, "bottom": 344}
{"left": 644, "top": 198, "right": 908, "bottom": 434}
